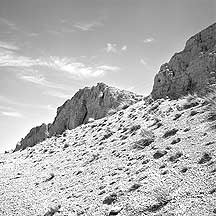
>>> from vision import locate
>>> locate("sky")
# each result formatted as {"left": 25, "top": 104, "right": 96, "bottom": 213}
{"left": 0, "top": 0, "right": 215, "bottom": 152}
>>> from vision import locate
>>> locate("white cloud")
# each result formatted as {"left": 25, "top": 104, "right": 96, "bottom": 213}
{"left": 0, "top": 17, "right": 18, "bottom": 31}
{"left": 47, "top": 56, "right": 117, "bottom": 79}
{"left": 73, "top": 21, "right": 103, "bottom": 31}
{"left": 143, "top": 37, "right": 155, "bottom": 43}
{"left": 17, "top": 72, "right": 68, "bottom": 90}
{"left": 0, "top": 111, "right": 22, "bottom": 118}
{"left": 121, "top": 45, "right": 127, "bottom": 51}
{"left": 0, "top": 48, "right": 41, "bottom": 67}
{"left": 0, "top": 41, "right": 19, "bottom": 50}
{"left": 44, "top": 90, "right": 72, "bottom": 99}
{"left": 140, "top": 59, "right": 147, "bottom": 65}
{"left": 105, "top": 43, "right": 117, "bottom": 53}
{"left": 97, "top": 65, "right": 120, "bottom": 72}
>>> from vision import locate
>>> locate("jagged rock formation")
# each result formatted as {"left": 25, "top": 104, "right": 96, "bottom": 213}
{"left": 49, "top": 83, "right": 142, "bottom": 136}
{"left": 14, "top": 123, "right": 49, "bottom": 151}
{"left": 152, "top": 22, "right": 216, "bottom": 99}
{"left": 15, "top": 83, "right": 143, "bottom": 151}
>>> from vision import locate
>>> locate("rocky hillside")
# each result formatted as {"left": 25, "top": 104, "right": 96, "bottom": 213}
{"left": 14, "top": 83, "right": 143, "bottom": 151}
{"left": 152, "top": 22, "right": 216, "bottom": 99}
{"left": 1, "top": 23, "right": 216, "bottom": 216}
{"left": 0, "top": 95, "right": 215, "bottom": 215}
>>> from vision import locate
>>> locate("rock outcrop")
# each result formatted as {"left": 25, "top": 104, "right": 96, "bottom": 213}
{"left": 15, "top": 83, "right": 143, "bottom": 151}
{"left": 152, "top": 22, "right": 216, "bottom": 99}
{"left": 49, "top": 82, "right": 142, "bottom": 136}
{"left": 14, "top": 123, "right": 49, "bottom": 151}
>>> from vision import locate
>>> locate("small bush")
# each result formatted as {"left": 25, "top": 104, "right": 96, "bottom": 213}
{"left": 44, "top": 205, "right": 61, "bottom": 216}
{"left": 163, "top": 128, "right": 178, "bottom": 138}
{"left": 169, "top": 152, "right": 183, "bottom": 162}
{"left": 173, "top": 113, "right": 182, "bottom": 120}
{"left": 130, "top": 125, "right": 141, "bottom": 133}
{"left": 153, "top": 150, "right": 167, "bottom": 159}
{"left": 198, "top": 153, "right": 212, "bottom": 164}
{"left": 44, "top": 173, "right": 55, "bottom": 182}
{"left": 171, "top": 137, "right": 181, "bottom": 145}
{"left": 103, "top": 193, "right": 117, "bottom": 205}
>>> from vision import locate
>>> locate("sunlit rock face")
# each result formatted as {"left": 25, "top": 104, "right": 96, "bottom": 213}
{"left": 49, "top": 82, "right": 143, "bottom": 136}
{"left": 15, "top": 83, "right": 143, "bottom": 151}
{"left": 152, "top": 23, "right": 216, "bottom": 99}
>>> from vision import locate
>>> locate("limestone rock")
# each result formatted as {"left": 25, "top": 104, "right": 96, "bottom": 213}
{"left": 152, "top": 22, "right": 216, "bottom": 99}
{"left": 49, "top": 82, "right": 142, "bottom": 136}
{"left": 15, "top": 83, "right": 143, "bottom": 151}
{"left": 14, "top": 123, "right": 49, "bottom": 151}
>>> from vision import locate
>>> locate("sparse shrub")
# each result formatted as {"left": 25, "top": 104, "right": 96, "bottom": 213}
{"left": 181, "top": 99, "right": 199, "bottom": 110}
{"left": 190, "top": 110, "right": 199, "bottom": 116}
{"left": 130, "top": 124, "right": 141, "bottom": 133}
{"left": 44, "top": 173, "right": 55, "bottom": 182}
{"left": 122, "top": 104, "right": 129, "bottom": 110}
{"left": 173, "top": 113, "right": 182, "bottom": 120}
{"left": 103, "top": 193, "right": 117, "bottom": 205}
{"left": 153, "top": 150, "right": 167, "bottom": 159}
{"left": 44, "top": 205, "right": 61, "bottom": 216}
{"left": 169, "top": 152, "right": 183, "bottom": 162}
{"left": 171, "top": 137, "right": 181, "bottom": 145}
{"left": 63, "top": 143, "right": 69, "bottom": 149}
{"left": 198, "top": 153, "right": 212, "bottom": 164}
{"left": 102, "top": 132, "right": 113, "bottom": 140}
{"left": 163, "top": 128, "right": 178, "bottom": 138}
{"left": 128, "top": 183, "right": 142, "bottom": 192}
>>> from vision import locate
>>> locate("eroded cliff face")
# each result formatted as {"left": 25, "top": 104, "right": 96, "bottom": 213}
{"left": 15, "top": 83, "right": 143, "bottom": 151}
{"left": 151, "top": 23, "right": 216, "bottom": 99}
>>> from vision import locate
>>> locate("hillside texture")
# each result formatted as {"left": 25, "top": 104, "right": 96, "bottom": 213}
{"left": 1, "top": 23, "right": 216, "bottom": 216}
{"left": 0, "top": 95, "right": 216, "bottom": 215}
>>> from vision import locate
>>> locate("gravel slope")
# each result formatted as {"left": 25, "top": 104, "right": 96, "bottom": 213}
{"left": 0, "top": 95, "right": 215, "bottom": 216}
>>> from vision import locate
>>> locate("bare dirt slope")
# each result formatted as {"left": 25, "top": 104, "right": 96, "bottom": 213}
{"left": 0, "top": 95, "right": 215, "bottom": 216}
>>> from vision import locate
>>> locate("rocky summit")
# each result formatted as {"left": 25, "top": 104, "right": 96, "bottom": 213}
{"left": 0, "top": 23, "right": 216, "bottom": 216}
{"left": 15, "top": 83, "right": 143, "bottom": 151}
{"left": 152, "top": 22, "right": 216, "bottom": 99}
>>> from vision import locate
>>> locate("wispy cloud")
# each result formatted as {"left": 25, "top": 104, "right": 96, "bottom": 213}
{"left": 0, "top": 17, "right": 18, "bottom": 31}
{"left": 0, "top": 47, "right": 41, "bottom": 67}
{"left": 0, "top": 95, "right": 57, "bottom": 112}
{"left": 0, "top": 41, "right": 19, "bottom": 50}
{"left": 143, "top": 37, "right": 155, "bottom": 43}
{"left": 0, "top": 39, "right": 118, "bottom": 80}
{"left": 105, "top": 43, "right": 117, "bottom": 53}
{"left": 17, "top": 72, "right": 69, "bottom": 90}
{"left": 97, "top": 65, "right": 120, "bottom": 72}
{"left": 44, "top": 90, "right": 72, "bottom": 99}
{"left": 105, "top": 43, "right": 128, "bottom": 53}
{"left": 0, "top": 111, "right": 22, "bottom": 118}
{"left": 121, "top": 45, "right": 127, "bottom": 51}
{"left": 140, "top": 59, "right": 147, "bottom": 65}
{"left": 46, "top": 56, "right": 119, "bottom": 79}
{"left": 73, "top": 21, "right": 103, "bottom": 31}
